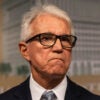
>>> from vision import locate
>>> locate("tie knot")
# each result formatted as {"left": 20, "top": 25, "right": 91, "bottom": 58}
{"left": 40, "top": 91, "right": 57, "bottom": 100}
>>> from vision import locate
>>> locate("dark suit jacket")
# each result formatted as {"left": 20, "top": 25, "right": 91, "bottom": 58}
{"left": 0, "top": 76, "right": 100, "bottom": 100}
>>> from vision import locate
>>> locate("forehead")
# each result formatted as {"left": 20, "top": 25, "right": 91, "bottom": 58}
{"left": 29, "top": 13, "right": 71, "bottom": 35}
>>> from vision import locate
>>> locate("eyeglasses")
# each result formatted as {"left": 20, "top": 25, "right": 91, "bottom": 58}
{"left": 25, "top": 32, "right": 77, "bottom": 49}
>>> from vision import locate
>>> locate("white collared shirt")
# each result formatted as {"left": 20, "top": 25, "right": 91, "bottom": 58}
{"left": 29, "top": 74, "right": 67, "bottom": 100}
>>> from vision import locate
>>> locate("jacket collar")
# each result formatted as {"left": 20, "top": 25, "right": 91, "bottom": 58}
{"left": 65, "top": 76, "right": 82, "bottom": 100}
{"left": 13, "top": 77, "right": 32, "bottom": 100}
{"left": 12, "top": 76, "right": 81, "bottom": 100}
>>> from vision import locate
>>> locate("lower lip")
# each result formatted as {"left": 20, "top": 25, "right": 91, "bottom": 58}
{"left": 49, "top": 59, "right": 64, "bottom": 63}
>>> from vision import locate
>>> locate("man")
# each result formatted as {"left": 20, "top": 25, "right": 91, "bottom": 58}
{"left": 0, "top": 4, "right": 100, "bottom": 100}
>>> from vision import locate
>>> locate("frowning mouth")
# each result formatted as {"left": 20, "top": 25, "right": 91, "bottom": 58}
{"left": 48, "top": 58, "right": 64, "bottom": 63}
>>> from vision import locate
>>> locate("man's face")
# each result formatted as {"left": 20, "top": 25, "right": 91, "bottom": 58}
{"left": 22, "top": 13, "right": 72, "bottom": 79}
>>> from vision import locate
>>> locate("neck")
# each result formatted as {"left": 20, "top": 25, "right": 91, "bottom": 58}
{"left": 31, "top": 68, "right": 65, "bottom": 89}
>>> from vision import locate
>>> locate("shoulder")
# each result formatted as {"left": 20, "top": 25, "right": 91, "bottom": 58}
{"left": 67, "top": 76, "right": 100, "bottom": 100}
{"left": 0, "top": 77, "right": 30, "bottom": 100}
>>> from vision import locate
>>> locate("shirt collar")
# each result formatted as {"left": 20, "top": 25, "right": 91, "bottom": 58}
{"left": 30, "top": 74, "right": 45, "bottom": 100}
{"left": 29, "top": 74, "right": 67, "bottom": 100}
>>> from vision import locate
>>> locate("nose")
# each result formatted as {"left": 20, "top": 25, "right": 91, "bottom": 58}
{"left": 52, "top": 39, "right": 63, "bottom": 53}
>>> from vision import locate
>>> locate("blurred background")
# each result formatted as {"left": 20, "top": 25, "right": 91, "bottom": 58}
{"left": 0, "top": 0, "right": 100, "bottom": 95}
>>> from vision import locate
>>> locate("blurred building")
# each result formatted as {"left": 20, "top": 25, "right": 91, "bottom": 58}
{"left": 0, "top": 0, "right": 3, "bottom": 63}
{"left": 0, "top": 0, "right": 100, "bottom": 75}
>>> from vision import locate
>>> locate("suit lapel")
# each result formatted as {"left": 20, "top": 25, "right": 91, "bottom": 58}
{"left": 64, "top": 76, "right": 81, "bottom": 100}
{"left": 13, "top": 77, "right": 32, "bottom": 100}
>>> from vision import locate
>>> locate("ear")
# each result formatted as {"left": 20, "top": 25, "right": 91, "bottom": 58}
{"left": 19, "top": 42, "right": 30, "bottom": 61}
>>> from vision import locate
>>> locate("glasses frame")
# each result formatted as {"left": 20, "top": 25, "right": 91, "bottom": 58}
{"left": 25, "top": 32, "right": 77, "bottom": 49}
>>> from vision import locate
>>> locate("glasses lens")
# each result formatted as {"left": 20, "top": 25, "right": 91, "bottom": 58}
{"left": 25, "top": 32, "right": 77, "bottom": 48}
{"left": 60, "top": 35, "right": 76, "bottom": 48}
{"left": 40, "top": 33, "right": 55, "bottom": 46}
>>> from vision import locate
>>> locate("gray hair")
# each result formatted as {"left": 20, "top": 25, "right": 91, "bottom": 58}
{"left": 20, "top": 4, "right": 74, "bottom": 41}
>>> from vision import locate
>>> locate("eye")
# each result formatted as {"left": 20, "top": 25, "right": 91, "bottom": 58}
{"left": 40, "top": 34, "right": 55, "bottom": 42}
{"left": 41, "top": 36, "right": 52, "bottom": 41}
{"left": 60, "top": 35, "right": 74, "bottom": 45}
{"left": 61, "top": 35, "right": 70, "bottom": 41}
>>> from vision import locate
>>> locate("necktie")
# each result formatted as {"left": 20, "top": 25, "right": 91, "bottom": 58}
{"left": 40, "top": 91, "right": 57, "bottom": 100}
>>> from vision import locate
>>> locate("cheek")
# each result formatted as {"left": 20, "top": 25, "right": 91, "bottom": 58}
{"left": 63, "top": 50, "right": 72, "bottom": 67}
{"left": 28, "top": 44, "right": 49, "bottom": 67}
{"left": 65, "top": 51, "right": 72, "bottom": 65}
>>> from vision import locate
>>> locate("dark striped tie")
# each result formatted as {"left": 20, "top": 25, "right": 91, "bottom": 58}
{"left": 40, "top": 91, "right": 57, "bottom": 100}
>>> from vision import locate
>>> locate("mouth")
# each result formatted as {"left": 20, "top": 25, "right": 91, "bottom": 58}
{"left": 48, "top": 58, "right": 64, "bottom": 63}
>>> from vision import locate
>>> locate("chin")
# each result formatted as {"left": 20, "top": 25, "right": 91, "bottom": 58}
{"left": 51, "top": 74, "right": 65, "bottom": 80}
{"left": 48, "top": 71, "right": 66, "bottom": 79}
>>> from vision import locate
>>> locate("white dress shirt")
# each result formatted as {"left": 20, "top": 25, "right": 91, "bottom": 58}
{"left": 29, "top": 74, "right": 67, "bottom": 100}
